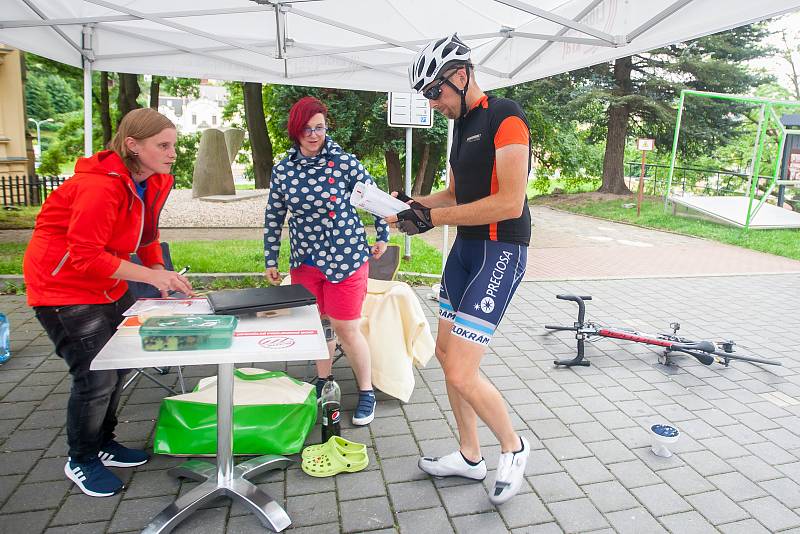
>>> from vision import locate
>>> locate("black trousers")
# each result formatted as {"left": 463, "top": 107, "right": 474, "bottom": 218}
{"left": 35, "top": 292, "right": 135, "bottom": 463}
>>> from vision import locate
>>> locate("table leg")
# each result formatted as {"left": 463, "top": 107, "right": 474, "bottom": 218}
{"left": 142, "top": 363, "right": 292, "bottom": 533}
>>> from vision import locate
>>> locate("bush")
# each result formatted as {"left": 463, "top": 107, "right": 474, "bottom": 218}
{"left": 173, "top": 132, "right": 201, "bottom": 189}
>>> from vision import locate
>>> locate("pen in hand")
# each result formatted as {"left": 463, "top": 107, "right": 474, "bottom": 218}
{"left": 167, "top": 266, "right": 191, "bottom": 296}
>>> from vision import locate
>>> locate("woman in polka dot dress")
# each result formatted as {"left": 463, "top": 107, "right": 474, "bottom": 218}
{"left": 264, "top": 96, "right": 390, "bottom": 426}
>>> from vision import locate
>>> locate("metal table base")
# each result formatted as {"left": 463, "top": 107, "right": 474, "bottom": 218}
{"left": 142, "top": 363, "right": 292, "bottom": 533}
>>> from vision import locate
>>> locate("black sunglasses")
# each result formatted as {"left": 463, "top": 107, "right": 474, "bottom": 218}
{"left": 422, "top": 70, "right": 459, "bottom": 100}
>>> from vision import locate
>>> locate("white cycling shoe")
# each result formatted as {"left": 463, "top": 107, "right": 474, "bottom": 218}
{"left": 489, "top": 436, "right": 530, "bottom": 505}
{"left": 418, "top": 450, "right": 487, "bottom": 480}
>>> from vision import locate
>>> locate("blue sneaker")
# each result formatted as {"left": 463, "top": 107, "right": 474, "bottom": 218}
{"left": 352, "top": 390, "right": 376, "bottom": 426}
{"left": 64, "top": 457, "right": 124, "bottom": 497}
{"left": 98, "top": 440, "right": 149, "bottom": 467}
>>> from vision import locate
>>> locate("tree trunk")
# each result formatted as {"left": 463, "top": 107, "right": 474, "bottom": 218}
{"left": 117, "top": 73, "right": 141, "bottom": 122}
{"left": 384, "top": 149, "right": 403, "bottom": 193}
{"left": 412, "top": 143, "right": 430, "bottom": 196}
{"left": 599, "top": 56, "right": 633, "bottom": 194}
{"left": 100, "top": 71, "right": 112, "bottom": 147}
{"left": 420, "top": 144, "right": 444, "bottom": 195}
{"left": 149, "top": 76, "right": 160, "bottom": 109}
{"left": 243, "top": 82, "right": 272, "bottom": 189}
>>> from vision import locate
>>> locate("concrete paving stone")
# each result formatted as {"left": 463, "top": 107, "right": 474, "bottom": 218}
{"left": 410, "top": 419, "right": 454, "bottom": 440}
{"left": 678, "top": 418, "right": 721, "bottom": 440}
{"left": 496, "top": 490, "right": 553, "bottom": 528}
{"left": 529, "top": 472, "right": 583, "bottom": 503}
{"left": 402, "top": 402, "right": 442, "bottom": 422}
{"left": 440, "top": 481, "right": 496, "bottom": 516}
{"left": 597, "top": 386, "right": 637, "bottom": 402}
{"left": 380, "top": 456, "right": 428, "bottom": 484}
{"left": 654, "top": 403, "right": 696, "bottom": 422}
{"left": 750, "top": 401, "right": 793, "bottom": 419}
{"left": 562, "top": 457, "right": 613, "bottom": 485}
{"left": 490, "top": 375, "right": 527, "bottom": 390}
{"left": 44, "top": 522, "right": 107, "bottom": 534}
{"left": 541, "top": 436, "right": 591, "bottom": 461}
{"left": 168, "top": 507, "right": 226, "bottom": 533}
{"left": 560, "top": 382, "right": 599, "bottom": 398}
{"left": 671, "top": 395, "right": 716, "bottom": 413}
{"left": 0, "top": 474, "right": 23, "bottom": 506}
{"left": 759, "top": 477, "right": 800, "bottom": 508}
{"left": 716, "top": 518, "right": 773, "bottom": 534}
{"left": 19, "top": 410, "right": 66, "bottom": 430}
{"left": 777, "top": 461, "right": 800, "bottom": 484}
{"left": 339, "top": 496, "right": 394, "bottom": 533}
{"left": 739, "top": 496, "right": 800, "bottom": 532}
{"left": 575, "top": 395, "right": 618, "bottom": 414}
{"left": 451, "top": 511, "right": 508, "bottom": 534}
{"left": 510, "top": 522, "right": 564, "bottom": 534}
{"left": 707, "top": 471, "right": 767, "bottom": 501}
{"left": 514, "top": 402, "right": 555, "bottom": 421}
{"left": 374, "top": 434, "right": 419, "bottom": 459}
{"left": 630, "top": 482, "right": 692, "bottom": 517}
{"left": 335, "top": 469, "right": 386, "bottom": 501}
{"left": 685, "top": 490, "right": 749, "bottom": 525}
{"left": 582, "top": 480, "right": 638, "bottom": 513}
{"left": 694, "top": 408, "right": 738, "bottom": 427}
{"left": 744, "top": 441, "right": 798, "bottom": 465}
{"left": 0, "top": 401, "right": 38, "bottom": 421}
{"left": 607, "top": 459, "right": 662, "bottom": 489}
{"left": 546, "top": 497, "right": 609, "bottom": 534}
{"left": 696, "top": 436, "right": 750, "bottom": 459}
{"left": 387, "top": 480, "right": 440, "bottom": 512}
{"left": 728, "top": 455, "right": 783, "bottom": 483}
{"left": 0, "top": 449, "right": 44, "bottom": 477}
{"left": 529, "top": 419, "right": 571, "bottom": 440}
{"left": 107, "top": 495, "right": 177, "bottom": 533}
{"left": 713, "top": 397, "right": 751, "bottom": 415}
{"left": 0, "top": 368, "right": 31, "bottom": 384}
{"left": 616, "top": 377, "right": 654, "bottom": 393}
{"left": 633, "top": 446, "right": 686, "bottom": 472}
{"left": 526, "top": 378, "right": 562, "bottom": 393}
{"left": 586, "top": 440, "right": 637, "bottom": 464}
{"left": 0, "top": 509, "right": 54, "bottom": 534}
{"left": 0, "top": 417, "right": 21, "bottom": 438}
{"left": 369, "top": 416, "right": 411, "bottom": 438}
{"left": 658, "top": 511, "right": 719, "bottom": 534}
{"left": 38, "top": 393, "right": 69, "bottom": 411}
{"left": 121, "top": 468, "right": 182, "bottom": 500}
{"left": 614, "top": 400, "right": 655, "bottom": 418}
{"left": 417, "top": 437, "right": 461, "bottom": 459}
{"left": 609, "top": 426, "right": 651, "bottom": 449}
{"left": 551, "top": 406, "right": 594, "bottom": 425}
{"left": 679, "top": 450, "right": 733, "bottom": 477}
{"left": 593, "top": 410, "right": 635, "bottom": 430}
{"left": 567, "top": 421, "right": 613, "bottom": 444}
{"left": 396, "top": 507, "right": 454, "bottom": 534}
{"left": 1, "top": 479, "right": 70, "bottom": 514}
{"left": 117, "top": 402, "right": 161, "bottom": 422}
{"left": 503, "top": 389, "right": 542, "bottom": 406}
{"left": 537, "top": 391, "right": 578, "bottom": 408}
{"left": 23, "top": 456, "right": 70, "bottom": 484}
{"left": 50, "top": 492, "right": 123, "bottom": 525}
{"left": 284, "top": 491, "right": 339, "bottom": 528}
{"left": 761, "top": 428, "right": 800, "bottom": 450}
{"left": 2, "top": 427, "right": 60, "bottom": 452}
{"left": 524, "top": 448, "right": 563, "bottom": 477}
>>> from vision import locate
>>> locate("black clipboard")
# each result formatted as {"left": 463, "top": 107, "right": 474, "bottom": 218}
{"left": 206, "top": 285, "right": 316, "bottom": 316}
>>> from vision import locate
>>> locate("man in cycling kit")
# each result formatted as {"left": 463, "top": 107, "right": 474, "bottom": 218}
{"left": 386, "top": 34, "right": 532, "bottom": 505}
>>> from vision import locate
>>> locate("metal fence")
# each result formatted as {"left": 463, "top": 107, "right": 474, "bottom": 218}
{"left": 0, "top": 174, "right": 66, "bottom": 207}
{"left": 625, "top": 162, "right": 773, "bottom": 197}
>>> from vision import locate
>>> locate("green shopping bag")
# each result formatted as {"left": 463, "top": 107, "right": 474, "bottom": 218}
{"left": 153, "top": 368, "right": 317, "bottom": 456}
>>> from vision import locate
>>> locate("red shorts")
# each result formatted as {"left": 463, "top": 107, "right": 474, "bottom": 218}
{"left": 290, "top": 262, "right": 369, "bottom": 321}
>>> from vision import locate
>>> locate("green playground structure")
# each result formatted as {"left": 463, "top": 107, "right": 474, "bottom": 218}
{"left": 665, "top": 90, "right": 800, "bottom": 229}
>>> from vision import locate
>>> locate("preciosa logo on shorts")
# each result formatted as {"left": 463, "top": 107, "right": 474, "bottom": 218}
{"left": 479, "top": 297, "right": 495, "bottom": 314}
{"left": 486, "top": 250, "right": 514, "bottom": 298}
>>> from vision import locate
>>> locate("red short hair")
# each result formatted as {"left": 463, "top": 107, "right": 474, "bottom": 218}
{"left": 287, "top": 96, "right": 328, "bottom": 143}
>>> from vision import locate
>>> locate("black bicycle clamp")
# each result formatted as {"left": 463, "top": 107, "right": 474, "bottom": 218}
{"left": 551, "top": 294, "right": 592, "bottom": 367}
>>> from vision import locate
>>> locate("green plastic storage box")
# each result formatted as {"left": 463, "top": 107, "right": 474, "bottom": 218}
{"left": 140, "top": 315, "right": 238, "bottom": 351}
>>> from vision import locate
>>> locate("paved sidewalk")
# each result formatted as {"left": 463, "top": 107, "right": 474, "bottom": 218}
{"left": 2, "top": 274, "right": 800, "bottom": 533}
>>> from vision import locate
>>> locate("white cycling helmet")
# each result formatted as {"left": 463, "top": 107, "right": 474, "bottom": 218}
{"left": 409, "top": 33, "right": 471, "bottom": 92}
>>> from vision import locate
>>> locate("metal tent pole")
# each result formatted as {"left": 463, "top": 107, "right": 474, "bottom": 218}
{"left": 664, "top": 90, "right": 685, "bottom": 209}
{"left": 441, "top": 119, "right": 454, "bottom": 273}
{"left": 82, "top": 25, "right": 94, "bottom": 157}
{"left": 404, "top": 127, "right": 412, "bottom": 259}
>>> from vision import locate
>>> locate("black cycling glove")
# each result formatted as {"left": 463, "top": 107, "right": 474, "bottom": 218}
{"left": 396, "top": 205, "right": 434, "bottom": 235}
{"left": 393, "top": 190, "right": 428, "bottom": 211}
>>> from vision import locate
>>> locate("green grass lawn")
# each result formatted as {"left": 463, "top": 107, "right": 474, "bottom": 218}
{"left": 550, "top": 195, "right": 800, "bottom": 261}
{"left": 0, "top": 206, "right": 40, "bottom": 229}
{"left": 0, "top": 234, "right": 441, "bottom": 277}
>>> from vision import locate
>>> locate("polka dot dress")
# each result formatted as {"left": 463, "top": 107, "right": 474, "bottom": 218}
{"left": 264, "top": 137, "right": 391, "bottom": 283}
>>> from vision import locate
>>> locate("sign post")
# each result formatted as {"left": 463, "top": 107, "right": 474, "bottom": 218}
{"left": 387, "top": 92, "right": 432, "bottom": 259}
{"left": 636, "top": 138, "right": 655, "bottom": 216}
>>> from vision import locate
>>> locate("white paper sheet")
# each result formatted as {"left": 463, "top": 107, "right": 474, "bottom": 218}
{"left": 350, "top": 182, "right": 411, "bottom": 217}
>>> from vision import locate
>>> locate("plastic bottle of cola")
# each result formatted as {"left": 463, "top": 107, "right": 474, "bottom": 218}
{"left": 320, "top": 375, "right": 341, "bottom": 442}
{"left": 0, "top": 313, "right": 10, "bottom": 364}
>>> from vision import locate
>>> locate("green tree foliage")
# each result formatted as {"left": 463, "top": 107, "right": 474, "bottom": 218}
{"left": 25, "top": 76, "right": 54, "bottom": 121}
{"left": 172, "top": 132, "right": 202, "bottom": 189}
{"left": 44, "top": 74, "right": 81, "bottom": 114}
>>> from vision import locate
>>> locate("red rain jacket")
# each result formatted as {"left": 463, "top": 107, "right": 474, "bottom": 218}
{"left": 23, "top": 150, "right": 173, "bottom": 306}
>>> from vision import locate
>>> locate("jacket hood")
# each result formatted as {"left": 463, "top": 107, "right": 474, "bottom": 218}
{"left": 288, "top": 136, "right": 343, "bottom": 167}
{"left": 74, "top": 150, "right": 131, "bottom": 178}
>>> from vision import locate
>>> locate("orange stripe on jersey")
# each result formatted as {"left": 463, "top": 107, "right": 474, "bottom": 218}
{"left": 494, "top": 116, "right": 529, "bottom": 149}
{"left": 489, "top": 161, "right": 499, "bottom": 241}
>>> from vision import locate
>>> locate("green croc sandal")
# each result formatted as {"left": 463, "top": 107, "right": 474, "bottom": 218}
{"left": 302, "top": 436, "right": 367, "bottom": 460}
{"left": 301, "top": 440, "right": 369, "bottom": 477}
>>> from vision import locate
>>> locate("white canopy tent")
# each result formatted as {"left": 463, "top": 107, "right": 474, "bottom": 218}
{"left": 3, "top": 0, "right": 800, "bottom": 154}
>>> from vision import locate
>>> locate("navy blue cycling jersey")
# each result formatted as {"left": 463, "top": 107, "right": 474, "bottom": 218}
{"left": 439, "top": 236, "right": 526, "bottom": 346}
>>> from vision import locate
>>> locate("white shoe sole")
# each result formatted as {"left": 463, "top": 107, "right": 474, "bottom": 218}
{"left": 64, "top": 462, "right": 122, "bottom": 498}
{"left": 351, "top": 410, "right": 375, "bottom": 426}
{"left": 418, "top": 457, "right": 487, "bottom": 481}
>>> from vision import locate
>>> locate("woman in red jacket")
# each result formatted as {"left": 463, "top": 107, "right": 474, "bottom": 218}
{"left": 24, "top": 108, "right": 192, "bottom": 498}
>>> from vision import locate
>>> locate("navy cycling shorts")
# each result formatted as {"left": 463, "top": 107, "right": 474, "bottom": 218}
{"left": 439, "top": 236, "right": 527, "bottom": 346}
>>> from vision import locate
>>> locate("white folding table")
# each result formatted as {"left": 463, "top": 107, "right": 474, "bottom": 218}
{"left": 91, "top": 304, "right": 328, "bottom": 533}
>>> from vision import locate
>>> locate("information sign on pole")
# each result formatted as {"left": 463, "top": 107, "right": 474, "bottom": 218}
{"left": 388, "top": 93, "right": 433, "bottom": 128}
{"left": 636, "top": 138, "right": 655, "bottom": 216}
